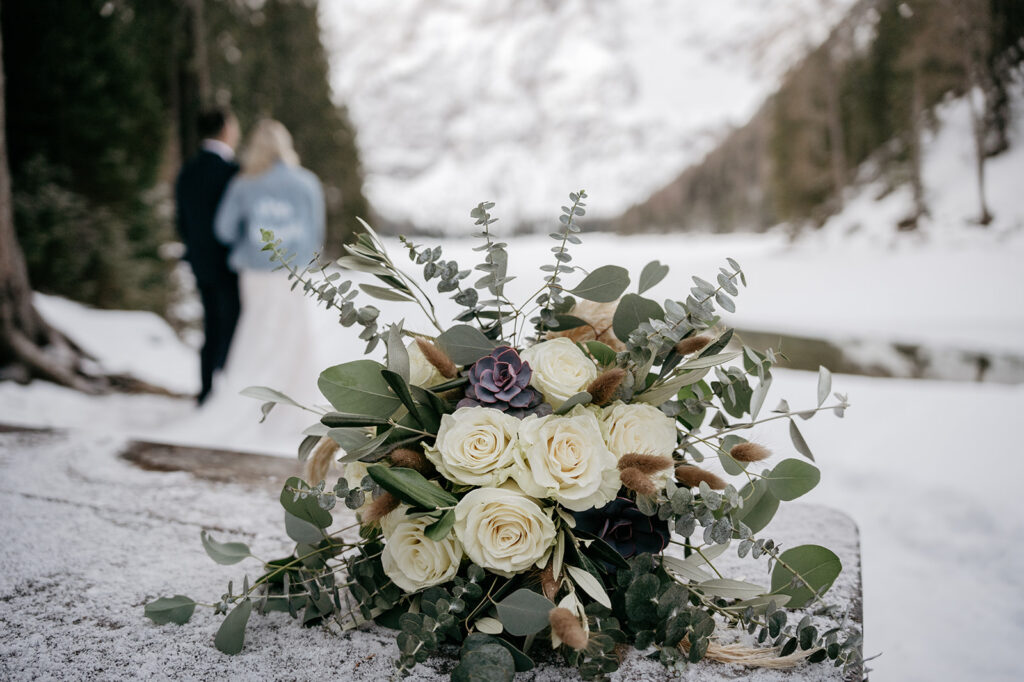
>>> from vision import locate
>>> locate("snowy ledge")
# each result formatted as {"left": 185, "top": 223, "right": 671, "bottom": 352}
{"left": 0, "top": 427, "right": 863, "bottom": 681}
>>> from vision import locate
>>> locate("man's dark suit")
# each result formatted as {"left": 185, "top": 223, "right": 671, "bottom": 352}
{"left": 175, "top": 149, "right": 241, "bottom": 404}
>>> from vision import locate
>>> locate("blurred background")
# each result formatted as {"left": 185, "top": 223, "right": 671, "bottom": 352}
{"left": 0, "top": 1, "right": 1022, "bottom": 680}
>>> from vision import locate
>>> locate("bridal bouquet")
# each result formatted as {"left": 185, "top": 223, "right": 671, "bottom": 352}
{"left": 146, "top": 191, "right": 860, "bottom": 679}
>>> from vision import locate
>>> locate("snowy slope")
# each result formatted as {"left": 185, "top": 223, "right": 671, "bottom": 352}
{"left": 320, "top": 0, "right": 855, "bottom": 231}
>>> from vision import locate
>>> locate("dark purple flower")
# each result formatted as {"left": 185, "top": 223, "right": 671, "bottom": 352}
{"left": 573, "top": 497, "right": 670, "bottom": 563}
{"left": 457, "top": 346, "right": 551, "bottom": 418}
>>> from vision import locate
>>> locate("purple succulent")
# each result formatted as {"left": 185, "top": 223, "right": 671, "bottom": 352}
{"left": 457, "top": 346, "right": 551, "bottom": 418}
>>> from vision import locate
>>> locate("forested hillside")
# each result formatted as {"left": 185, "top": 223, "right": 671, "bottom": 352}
{"left": 614, "top": 0, "right": 1024, "bottom": 233}
{"left": 1, "top": 0, "right": 367, "bottom": 315}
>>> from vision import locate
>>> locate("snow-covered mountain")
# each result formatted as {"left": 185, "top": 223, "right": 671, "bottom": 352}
{"left": 319, "top": 0, "right": 855, "bottom": 232}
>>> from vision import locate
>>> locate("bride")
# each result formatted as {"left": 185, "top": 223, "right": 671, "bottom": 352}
{"left": 164, "top": 119, "right": 328, "bottom": 455}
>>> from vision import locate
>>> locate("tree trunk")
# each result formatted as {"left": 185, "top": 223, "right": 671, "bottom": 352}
{"left": 824, "top": 48, "right": 847, "bottom": 212}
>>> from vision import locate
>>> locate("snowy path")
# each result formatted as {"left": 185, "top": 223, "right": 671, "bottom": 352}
{"left": 0, "top": 427, "right": 860, "bottom": 681}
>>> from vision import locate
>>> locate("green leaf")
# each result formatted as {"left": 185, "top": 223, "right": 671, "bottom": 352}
{"left": 452, "top": 641, "right": 515, "bottom": 682}
{"left": 239, "top": 386, "right": 309, "bottom": 410}
{"left": 770, "top": 545, "right": 842, "bottom": 607}
{"left": 462, "top": 633, "right": 534, "bottom": 672}
{"left": 318, "top": 360, "right": 401, "bottom": 418}
{"left": 698, "top": 578, "right": 766, "bottom": 599}
{"left": 554, "top": 391, "right": 592, "bottom": 415}
{"left": 637, "top": 260, "right": 669, "bottom": 294}
{"left": 359, "top": 283, "right": 416, "bottom": 302}
{"left": 424, "top": 509, "right": 456, "bottom": 541}
{"left": 335, "top": 254, "right": 391, "bottom": 275}
{"left": 214, "top": 598, "right": 253, "bottom": 655}
{"left": 679, "top": 349, "right": 742, "bottom": 371}
{"left": 285, "top": 511, "right": 324, "bottom": 544}
{"left": 817, "top": 366, "right": 832, "bottom": 407}
{"left": 635, "top": 368, "right": 708, "bottom": 406}
{"left": 570, "top": 265, "right": 630, "bottom": 302}
{"left": 766, "top": 458, "right": 820, "bottom": 501}
{"left": 200, "top": 530, "right": 251, "bottom": 566}
{"left": 722, "top": 594, "right": 792, "bottom": 614}
{"left": 718, "top": 435, "right": 748, "bottom": 476}
{"left": 297, "top": 434, "right": 320, "bottom": 462}
{"left": 436, "top": 325, "right": 496, "bottom": 365}
{"left": 494, "top": 589, "right": 556, "bottom": 636}
{"left": 661, "top": 555, "right": 714, "bottom": 583}
{"left": 381, "top": 370, "right": 429, "bottom": 429}
{"left": 386, "top": 323, "right": 410, "bottom": 382}
{"left": 612, "top": 293, "right": 664, "bottom": 342}
{"left": 280, "top": 477, "right": 333, "bottom": 528}
{"left": 320, "top": 412, "right": 390, "bottom": 428}
{"left": 144, "top": 595, "right": 196, "bottom": 625}
{"left": 367, "top": 465, "right": 458, "bottom": 510}
{"left": 584, "top": 340, "right": 617, "bottom": 366}
{"left": 566, "top": 564, "right": 611, "bottom": 608}
{"left": 789, "top": 419, "right": 815, "bottom": 461}
{"left": 624, "top": 574, "right": 660, "bottom": 625}
{"left": 474, "top": 617, "right": 503, "bottom": 635}
{"left": 549, "top": 314, "right": 589, "bottom": 331}
{"left": 734, "top": 479, "right": 780, "bottom": 534}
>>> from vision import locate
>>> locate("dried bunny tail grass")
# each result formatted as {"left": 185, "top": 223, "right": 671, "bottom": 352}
{"left": 679, "top": 637, "right": 815, "bottom": 669}
{"left": 389, "top": 447, "right": 434, "bottom": 475}
{"left": 617, "top": 453, "right": 673, "bottom": 474}
{"left": 546, "top": 299, "right": 626, "bottom": 351}
{"left": 674, "top": 335, "right": 711, "bottom": 356}
{"left": 730, "top": 442, "right": 772, "bottom": 463}
{"left": 620, "top": 467, "right": 659, "bottom": 496}
{"left": 549, "top": 608, "right": 589, "bottom": 650}
{"left": 586, "top": 368, "right": 626, "bottom": 405}
{"left": 361, "top": 492, "right": 400, "bottom": 524}
{"left": 414, "top": 337, "right": 458, "bottom": 379}
{"left": 305, "top": 436, "right": 340, "bottom": 484}
{"left": 540, "top": 561, "right": 559, "bottom": 602}
{"left": 675, "top": 465, "right": 727, "bottom": 490}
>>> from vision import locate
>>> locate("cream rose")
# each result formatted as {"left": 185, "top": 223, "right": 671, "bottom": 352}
{"left": 512, "top": 410, "right": 620, "bottom": 512}
{"left": 425, "top": 407, "right": 520, "bottom": 486}
{"left": 520, "top": 337, "right": 597, "bottom": 409}
{"left": 453, "top": 487, "right": 556, "bottom": 577}
{"left": 381, "top": 515, "right": 463, "bottom": 592}
{"left": 601, "top": 402, "right": 678, "bottom": 489}
{"left": 407, "top": 339, "right": 445, "bottom": 388}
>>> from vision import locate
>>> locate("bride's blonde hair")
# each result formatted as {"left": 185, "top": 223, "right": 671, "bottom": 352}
{"left": 240, "top": 119, "right": 300, "bottom": 176}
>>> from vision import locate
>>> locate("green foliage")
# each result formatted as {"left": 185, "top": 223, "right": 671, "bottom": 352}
{"left": 144, "top": 595, "right": 196, "bottom": 625}
{"left": 318, "top": 360, "right": 402, "bottom": 417}
{"left": 366, "top": 465, "right": 458, "bottom": 511}
{"left": 200, "top": 531, "right": 251, "bottom": 566}
{"left": 436, "top": 325, "right": 498, "bottom": 365}
{"left": 494, "top": 589, "right": 556, "bottom": 636}
{"left": 770, "top": 545, "right": 842, "bottom": 608}
{"left": 214, "top": 599, "right": 253, "bottom": 655}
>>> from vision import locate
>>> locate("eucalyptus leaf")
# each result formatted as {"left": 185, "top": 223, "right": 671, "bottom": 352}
{"left": 474, "top": 617, "right": 503, "bottom": 635}
{"left": 279, "top": 477, "right": 333, "bottom": 528}
{"left": 584, "top": 340, "right": 617, "bottom": 366}
{"left": 612, "top": 293, "right": 664, "bottom": 342}
{"left": 789, "top": 419, "right": 815, "bottom": 461}
{"left": 635, "top": 368, "right": 708, "bottom": 406}
{"left": 386, "top": 324, "right": 410, "bottom": 382}
{"left": 335, "top": 255, "right": 391, "bottom": 275}
{"left": 144, "top": 595, "right": 196, "bottom": 625}
{"left": 436, "top": 325, "right": 496, "bottom": 365}
{"left": 570, "top": 265, "right": 630, "bottom": 302}
{"left": 679, "top": 350, "right": 742, "bottom": 371}
{"left": 770, "top": 545, "right": 842, "bottom": 607}
{"left": 239, "top": 386, "right": 309, "bottom": 410}
{"left": 554, "top": 392, "right": 592, "bottom": 415}
{"left": 661, "top": 555, "right": 714, "bottom": 583}
{"left": 285, "top": 511, "right": 324, "bottom": 544}
{"left": 214, "top": 599, "right": 253, "bottom": 655}
{"left": 817, "top": 366, "right": 832, "bottom": 407}
{"left": 766, "top": 458, "right": 820, "bottom": 501}
{"left": 494, "top": 589, "right": 556, "bottom": 636}
{"left": 637, "top": 260, "right": 670, "bottom": 294}
{"left": 318, "top": 360, "right": 401, "bottom": 418}
{"left": 734, "top": 479, "right": 780, "bottom": 534}
{"left": 200, "top": 530, "right": 251, "bottom": 566}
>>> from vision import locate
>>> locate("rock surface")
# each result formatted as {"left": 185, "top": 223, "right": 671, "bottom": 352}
{"left": 0, "top": 427, "right": 862, "bottom": 680}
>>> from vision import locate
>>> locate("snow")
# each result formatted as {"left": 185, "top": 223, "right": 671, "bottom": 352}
{"left": 0, "top": 427, "right": 860, "bottom": 681}
{"left": 319, "top": 0, "right": 856, "bottom": 230}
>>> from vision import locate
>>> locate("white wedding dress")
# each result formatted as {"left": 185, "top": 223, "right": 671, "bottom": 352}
{"left": 159, "top": 269, "right": 327, "bottom": 456}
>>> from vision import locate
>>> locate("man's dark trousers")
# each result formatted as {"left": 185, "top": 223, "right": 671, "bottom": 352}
{"left": 175, "top": 149, "right": 241, "bottom": 404}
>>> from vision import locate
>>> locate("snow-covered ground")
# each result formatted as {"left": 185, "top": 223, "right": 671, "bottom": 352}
{"left": 320, "top": 0, "right": 856, "bottom": 229}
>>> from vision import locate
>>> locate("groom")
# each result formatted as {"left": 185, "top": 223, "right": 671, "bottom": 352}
{"left": 175, "top": 108, "right": 242, "bottom": 405}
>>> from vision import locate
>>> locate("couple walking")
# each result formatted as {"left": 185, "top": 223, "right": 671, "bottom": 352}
{"left": 173, "top": 108, "right": 325, "bottom": 451}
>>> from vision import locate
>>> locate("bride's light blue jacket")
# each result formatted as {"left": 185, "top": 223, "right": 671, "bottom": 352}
{"left": 214, "top": 161, "right": 325, "bottom": 271}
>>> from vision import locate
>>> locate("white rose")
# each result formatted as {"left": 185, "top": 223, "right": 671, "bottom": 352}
{"left": 425, "top": 407, "right": 520, "bottom": 487}
{"left": 601, "top": 402, "right": 678, "bottom": 489}
{"left": 381, "top": 515, "right": 463, "bottom": 592}
{"left": 512, "top": 410, "right": 620, "bottom": 512}
{"left": 454, "top": 487, "right": 556, "bottom": 577}
{"left": 407, "top": 339, "right": 445, "bottom": 388}
{"left": 520, "top": 337, "right": 597, "bottom": 409}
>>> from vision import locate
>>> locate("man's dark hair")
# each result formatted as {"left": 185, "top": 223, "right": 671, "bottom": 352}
{"left": 197, "top": 107, "right": 233, "bottom": 139}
